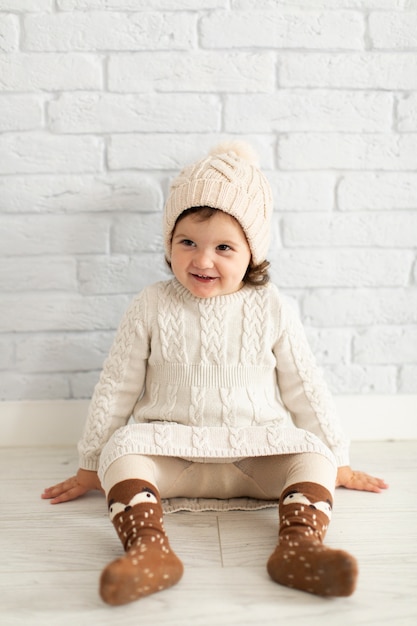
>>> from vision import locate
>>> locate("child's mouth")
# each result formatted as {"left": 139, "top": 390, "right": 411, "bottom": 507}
{"left": 192, "top": 274, "right": 216, "bottom": 282}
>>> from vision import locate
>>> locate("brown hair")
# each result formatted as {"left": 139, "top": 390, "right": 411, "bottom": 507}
{"left": 166, "top": 207, "right": 270, "bottom": 287}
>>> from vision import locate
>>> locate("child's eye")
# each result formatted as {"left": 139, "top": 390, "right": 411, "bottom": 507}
{"left": 181, "top": 239, "right": 195, "bottom": 247}
{"left": 217, "top": 244, "right": 231, "bottom": 251}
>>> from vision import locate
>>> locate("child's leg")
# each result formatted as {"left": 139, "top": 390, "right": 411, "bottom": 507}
{"left": 99, "top": 456, "right": 184, "bottom": 606}
{"left": 263, "top": 453, "right": 358, "bottom": 597}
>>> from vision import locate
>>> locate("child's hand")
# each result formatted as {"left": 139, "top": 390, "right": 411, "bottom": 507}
{"left": 336, "top": 466, "right": 389, "bottom": 493}
{"left": 42, "top": 468, "right": 103, "bottom": 504}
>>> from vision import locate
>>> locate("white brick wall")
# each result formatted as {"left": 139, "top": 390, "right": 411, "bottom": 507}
{"left": 0, "top": 0, "right": 416, "bottom": 401}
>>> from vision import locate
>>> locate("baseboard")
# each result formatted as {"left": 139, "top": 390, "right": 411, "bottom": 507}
{"left": 0, "top": 395, "right": 416, "bottom": 447}
{"left": 0, "top": 399, "right": 89, "bottom": 447}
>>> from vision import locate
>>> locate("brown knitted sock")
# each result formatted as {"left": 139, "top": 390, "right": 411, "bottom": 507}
{"left": 267, "top": 482, "right": 358, "bottom": 597}
{"left": 100, "top": 479, "right": 183, "bottom": 606}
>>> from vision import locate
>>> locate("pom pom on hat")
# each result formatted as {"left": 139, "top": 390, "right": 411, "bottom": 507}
{"left": 163, "top": 141, "right": 273, "bottom": 265}
{"left": 209, "top": 141, "right": 260, "bottom": 166}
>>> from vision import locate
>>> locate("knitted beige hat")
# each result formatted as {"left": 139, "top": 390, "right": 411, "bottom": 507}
{"left": 163, "top": 141, "right": 273, "bottom": 266}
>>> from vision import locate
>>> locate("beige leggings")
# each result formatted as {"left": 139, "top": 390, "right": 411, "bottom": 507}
{"left": 102, "top": 453, "right": 336, "bottom": 500}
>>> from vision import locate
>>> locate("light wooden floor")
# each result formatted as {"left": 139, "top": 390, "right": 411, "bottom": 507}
{"left": 1, "top": 441, "right": 416, "bottom": 626}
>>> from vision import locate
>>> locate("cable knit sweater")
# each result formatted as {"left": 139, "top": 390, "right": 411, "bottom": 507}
{"left": 78, "top": 279, "right": 350, "bottom": 480}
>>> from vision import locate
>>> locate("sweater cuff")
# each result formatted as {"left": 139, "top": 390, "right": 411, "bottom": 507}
{"left": 334, "top": 448, "right": 351, "bottom": 468}
{"left": 78, "top": 455, "right": 100, "bottom": 473}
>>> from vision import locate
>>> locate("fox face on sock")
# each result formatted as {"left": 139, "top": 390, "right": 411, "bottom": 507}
{"left": 282, "top": 490, "right": 332, "bottom": 521}
{"left": 107, "top": 482, "right": 159, "bottom": 522}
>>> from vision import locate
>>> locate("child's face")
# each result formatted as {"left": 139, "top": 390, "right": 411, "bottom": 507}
{"left": 170, "top": 211, "right": 251, "bottom": 298}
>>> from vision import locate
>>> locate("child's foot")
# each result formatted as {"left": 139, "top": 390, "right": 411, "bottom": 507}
{"left": 100, "top": 537, "right": 183, "bottom": 605}
{"left": 101, "top": 479, "right": 183, "bottom": 605}
{"left": 267, "top": 541, "right": 358, "bottom": 597}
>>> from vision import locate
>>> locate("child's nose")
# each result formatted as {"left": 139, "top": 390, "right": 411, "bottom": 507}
{"left": 194, "top": 248, "right": 214, "bottom": 268}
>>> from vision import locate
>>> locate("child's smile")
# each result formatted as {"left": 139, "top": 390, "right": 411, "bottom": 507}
{"left": 193, "top": 274, "right": 217, "bottom": 282}
{"left": 170, "top": 210, "right": 251, "bottom": 298}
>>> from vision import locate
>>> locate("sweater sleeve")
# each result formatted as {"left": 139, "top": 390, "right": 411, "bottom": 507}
{"left": 77, "top": 291, "right": 150, "bottom": 472}
{"left": 274, "top": 298, "right": 350, "bottom": 467}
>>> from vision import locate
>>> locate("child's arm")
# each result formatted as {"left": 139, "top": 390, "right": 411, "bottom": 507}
{"left": 77, "top": 293, "right": 149, "bottom": 473}
{"left": 42, "top": 292, "right": 152, "bottom": 506}
{"left": 274, "top": 296, "right": 388, "bottom": 493}
{"left": 336, "top": 466, "right": 388, "bottom": 493}
{"left": 41, "top": 468, "right": 103, "bottom": 504}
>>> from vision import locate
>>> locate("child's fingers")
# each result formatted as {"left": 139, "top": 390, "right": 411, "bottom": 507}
{"left": 41, "top": 476, "right": 81, "bottom": 502}
{"left": 42, "top": 479, "right": 70, "bottom": 497}
{"left": 348, "top": 472, "right": 388, "bottom": 493}
{"left": 41, "top": 482, "right": 65, "bottom": 498}
{"left": 337, "top": 468, "right": 389, "bottom": 493}
{"left": 41, "top": 471, "right": 102, "bottom": 503}
{"left": 49, "top": 484, "right": 85, "bottom": 504}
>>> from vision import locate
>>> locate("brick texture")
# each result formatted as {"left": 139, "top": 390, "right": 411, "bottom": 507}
{"left": 0, "top": 2, "right": 416, "bottom": 400}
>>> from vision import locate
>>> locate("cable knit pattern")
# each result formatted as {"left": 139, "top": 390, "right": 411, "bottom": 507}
{"left": 189, "top": 386, "right": 205, "bottom": 426}
{"left": 220, "top": 387, "right": 235, "bottom": 427}
{"left": 158, "top": 281, "right": 187, "bottom": 363}
{"left": 199, "top": 298, "right": 225, "bottom": 365}
{"left": 77, "top": 278, "right": 350, "bottom": 478}
{"left": 241, "top": 287, "right": 265, "bottom": 365}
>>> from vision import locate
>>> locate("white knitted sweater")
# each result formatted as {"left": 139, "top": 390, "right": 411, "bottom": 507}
{"left": 78, "top": 279, "right": 350, "bottom": 480}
